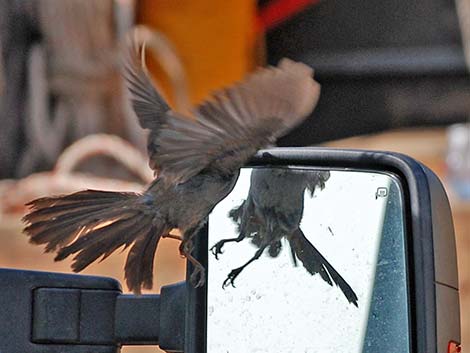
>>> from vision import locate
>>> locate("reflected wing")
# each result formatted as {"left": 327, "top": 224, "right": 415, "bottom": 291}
{"left": 123, "top": 38, "right": 171, "bottom": 171}
{"left": 155, "top": 59, "right": 321, "bottom": 185}
{"left": 289, "top": 228, "right": 359, "bottom": 306}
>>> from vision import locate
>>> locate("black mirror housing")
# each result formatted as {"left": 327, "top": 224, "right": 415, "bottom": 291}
{"left": 186, "top": 147, "right": 461, "bottom": 353}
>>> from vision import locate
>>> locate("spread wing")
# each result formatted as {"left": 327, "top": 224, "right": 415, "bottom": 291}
{"left": 123, "top": 38, "right": 171, "bottom": 172}
{"left": 154, "top": 59, "right": 321, "bottom": 185}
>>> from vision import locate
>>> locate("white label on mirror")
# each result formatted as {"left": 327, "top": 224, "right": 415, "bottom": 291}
{"left": 207, "top": 168, "right": 405, "bottom": 353}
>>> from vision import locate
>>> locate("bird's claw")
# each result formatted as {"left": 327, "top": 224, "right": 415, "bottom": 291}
{"left": 210, "top": 242, "right": 225, "bottom": 260}
{"left": 222, "top": 267, "right": 243, "bottom": 289}
{"left": 190, "top": 265, "right": 206, "bottom": 288}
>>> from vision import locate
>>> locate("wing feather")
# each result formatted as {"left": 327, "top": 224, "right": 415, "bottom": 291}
{"left": 154, "top": 59, "right": 320, "bottom": 185}
{"left": 123, "top": 32, "right": 320, "bottom": 185}
{"left": 123, "top": 36, "right": 173, "bottom": 173}
{"left": 123, "top": 40, "right": 170, "bottom": 130}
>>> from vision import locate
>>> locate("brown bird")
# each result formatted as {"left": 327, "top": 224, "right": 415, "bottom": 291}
{"left": 22, "top": 38, "right": 321, "bottom": 294}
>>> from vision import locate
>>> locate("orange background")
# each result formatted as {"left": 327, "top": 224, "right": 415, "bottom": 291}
{"left": 137, "top": 0, "right": 257, "bottom": 106}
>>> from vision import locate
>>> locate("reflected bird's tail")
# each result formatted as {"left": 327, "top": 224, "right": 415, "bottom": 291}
{"left": 23, "top": 190, "right": 168, "bottom": 294}
{"left": 289, "top": 228, "right": 359, "bottom": 307}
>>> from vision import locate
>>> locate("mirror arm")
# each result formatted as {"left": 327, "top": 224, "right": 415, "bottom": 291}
{"left": 0, "top": 269, "right": 186, "bottom": 352}
{"left": 34, "top": 282, "right": 186, "bottom": 351}
{"left": 115, "top": 282, "right": 186, "bottom": 351}
{"left": 114, "top": 294, "right": 161, "bottom": 345}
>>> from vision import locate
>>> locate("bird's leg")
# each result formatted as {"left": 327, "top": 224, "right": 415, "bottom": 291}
{"left": 163, "top": 233, "right": 182, "bottom": 241}
{"left": 222, "top": 244, "right": 268, "bottom": 289}
{"left": 179, "top": 230, "right": 206, "bottom": 288}
{"left": 211, "top": 203, "right": 258, "bottom": 259}
{"left": 162, "top": 229, "right": 183, "bottom": 241}
{"left": 187, "top": 253, "right": 206, "bottom": 288}
{"left": 210, "top": 231, "right": 247, "bottom": 260}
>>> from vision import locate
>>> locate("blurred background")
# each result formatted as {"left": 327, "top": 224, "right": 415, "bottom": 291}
{"left": 0, "top": 0, "right": 469, "bottom": 352}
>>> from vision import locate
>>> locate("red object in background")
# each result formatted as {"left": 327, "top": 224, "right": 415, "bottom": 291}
{"left": 257, "top": 0, "right": 320, "bottom": 32}
{"left": 448, "top": 341, "right": 462, "bottom": 353}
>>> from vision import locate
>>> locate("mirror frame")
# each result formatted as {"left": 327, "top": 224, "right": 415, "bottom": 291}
{"left": 185, "top": 147, "right": 460, "bottom": 353}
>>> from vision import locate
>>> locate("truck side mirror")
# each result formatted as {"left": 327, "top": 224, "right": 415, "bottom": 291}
{"left": 0, "top": 148, "right": 461, "bottom": 353}
{"left": 187, "top": 148, "right": 461, "bottom": 353}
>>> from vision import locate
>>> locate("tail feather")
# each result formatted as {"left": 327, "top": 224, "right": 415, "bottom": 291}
{"left": 25, "top": 205, "right": 122, "bottom": 235}
{"left": 23, "top": 190, "right": 137, "bottom": 231}
{"left": 30, "top": 223, "right": 84, "bottom": 253}
{"left": 23, "top": 197, "right": 124, "bottom": 223}
{"left": 25, "top": 202, "right": 136, "bottom": 252}
{"left": 80, "top": 217, "right": 147, "bottom": 265}
{"left": 125, "top": 223, "right": 168, "bottom": 294}
{"left": 24, "top": 201, "right": 102, "bottom": 222}
{"left": 55, "top": 214, "right": 146, "bottom": 264}
{"left": 289, "top": 228, "right": 359, "bottom": 307}
{"left": 25, "top": 190, "right": 131, "bottom": 209}
{"left": 23, "top": 189, "right": 166, "bottom": 294}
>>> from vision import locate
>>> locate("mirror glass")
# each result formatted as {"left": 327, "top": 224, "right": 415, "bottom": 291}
{"left": 207, "top": 167, "right": 409, "bottom": 353}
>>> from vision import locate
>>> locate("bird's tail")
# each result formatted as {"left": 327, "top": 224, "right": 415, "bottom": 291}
{"left": 289, "top": 228, "right": 358, "bottom": 307}
{"left": 23, "top": 190, "right": 168, "bottom": 294}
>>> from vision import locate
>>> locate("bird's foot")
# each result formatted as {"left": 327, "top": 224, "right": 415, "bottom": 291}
{"left": 190, "top": 264, "right": 206, "bottom": 288}
{"left": 222, "top": 267, "right": 244, "bottom": 289}
{"left": 210, "top": 241, "right": 226, "bottom": 260}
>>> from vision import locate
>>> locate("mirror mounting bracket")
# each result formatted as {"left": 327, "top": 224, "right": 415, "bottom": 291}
{"left": 0, "top": 268, "right": 186, "bottom": 352}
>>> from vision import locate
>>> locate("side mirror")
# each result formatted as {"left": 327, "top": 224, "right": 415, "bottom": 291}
{"left": 0, "top": 148, "right": 460, "bottom": 353}
{"left": 186, "top": 147, "right": 461, "bottom": 353}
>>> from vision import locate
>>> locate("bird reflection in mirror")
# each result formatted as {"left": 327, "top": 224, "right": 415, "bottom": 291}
{"left": 211, "top": 168, "right": 358, "bottom": 306}
{"left": 22, "top": 30, "right": 321, "bottom": 294}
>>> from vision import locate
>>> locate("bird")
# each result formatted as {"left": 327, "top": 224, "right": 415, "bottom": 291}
{"left": 211, "top": 167, "right": 358, "bottom": 306}
{"left": 22, "top": 36, "right": 321, "bottom": 294}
